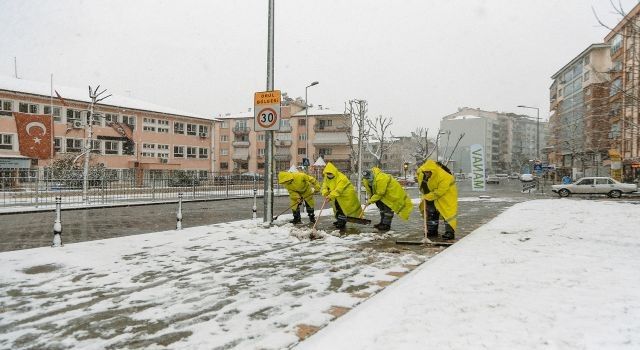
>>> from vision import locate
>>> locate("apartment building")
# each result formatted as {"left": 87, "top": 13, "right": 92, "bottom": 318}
{"left": 0, "top": 76, "right": 214, "bottom": 176}
{"left": 548, "top": 44, "right": 612, "bottom": 179}
{"left": 440, "top": 107, "right": 547, "bottom": 174}
{"left": 213, "top": 103, "right": 352, "bottom": 174}
{"left": 604, "top": 3, "right": 640, "bottom": 181}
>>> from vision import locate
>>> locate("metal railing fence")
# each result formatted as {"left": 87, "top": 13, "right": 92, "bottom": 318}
{"left": 0, "top": 168, "right": 279, "bottom": 209}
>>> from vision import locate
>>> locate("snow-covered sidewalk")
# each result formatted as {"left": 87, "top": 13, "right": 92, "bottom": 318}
{"left": 295, "top": 199, "right": 640, "bottom": 349}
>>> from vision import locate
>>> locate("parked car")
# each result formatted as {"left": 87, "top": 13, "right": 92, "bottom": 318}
{"left": 551, "top": 177, "right": 637, "bottom": 198}
{"left": 508, "top": 173, "right": 520, "bottom": 179}
{"left": 496, "top": 173, "right": 509, "bottom": 179}
{"left": 520, "top": 173, "right": 534, "bottom": 182}
{"left": 486, "top": 175, "right": 500, "bottom": 184}
{"left": 168, "top": 172, "right": 200, "bottom": 187}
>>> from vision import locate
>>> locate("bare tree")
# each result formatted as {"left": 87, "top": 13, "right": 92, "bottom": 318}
{"left": 365, "top": 115, "right": 394, "bottom": 168}
{"left": 410, "top": 127, "right": 434, "bottom": 164}
{"left": 343, "top": 99, "right": 369, "bottom": 174}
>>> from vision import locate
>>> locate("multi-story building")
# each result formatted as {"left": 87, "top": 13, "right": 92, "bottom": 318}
{"left": 440, "top": 107, "right": 547, "bottom": 175}
{"left": 213, "top": 103, "right": 352, "bottom": 174}
{"left": 548, "top": 44, "right": 612, "bottom": 179}
{"left": 0, "top": 77, "right": 214, "bottom": 177}
{"left": 604, "top": 3, "right": 640, "bottom": 181}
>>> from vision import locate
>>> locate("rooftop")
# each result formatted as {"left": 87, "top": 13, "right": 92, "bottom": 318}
{"left": 0, "top": 76, "right": 207, "bottom": 120}
{"left": 292, "top": 105, "right": 344, "bottom": 117}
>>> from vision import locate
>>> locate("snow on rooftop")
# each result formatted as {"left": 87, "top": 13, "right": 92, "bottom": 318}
{"left": 0, "top": 76, "right": 208, "bottom": 120}
{"left": 292, "top": 105, "right": 343, "bottom": 117}
{"left": 215, "top": 110, "right": 254, "bottom": 119}
{"left": 448, "top": 114, "right": 482, "bottom": 120}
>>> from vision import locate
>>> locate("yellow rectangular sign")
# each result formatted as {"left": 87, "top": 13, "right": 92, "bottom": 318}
{"left": 254, "top": 90, "right": 281, "bottom": 105}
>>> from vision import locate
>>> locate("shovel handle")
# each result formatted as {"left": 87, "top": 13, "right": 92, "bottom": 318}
{"left": 360, "top": 204, "right": 368, "bottom": 219}
{"left": 312, "top": 197, "right": 328, "bottom": 232}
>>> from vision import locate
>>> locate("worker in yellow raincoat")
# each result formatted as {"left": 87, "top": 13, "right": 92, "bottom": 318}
{"left": 416, "top": 159, "right": 458, "bottom": 240}
{"left": 278, "top": 171, "right": 321, "bottom": 224}
{"left": 321, "top": 162, "right": 362, "bottom": 229}
{"left": 362, "top": 167, "right": 413, "bottom": 232}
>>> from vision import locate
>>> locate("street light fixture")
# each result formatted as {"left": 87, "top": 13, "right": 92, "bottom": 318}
{"left": 517, "top": 105, "right": 540, "bottom": 160}
{"left": 305, "top": 81, "right": 319, "bottom": 164}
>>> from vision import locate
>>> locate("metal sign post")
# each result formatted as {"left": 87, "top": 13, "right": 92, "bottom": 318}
{"left": 262, "top": 0, "right": 276, "bottom": 225}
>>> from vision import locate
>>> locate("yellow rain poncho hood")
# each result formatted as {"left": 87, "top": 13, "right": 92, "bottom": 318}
{"left": 363, "top": 167, "right": 413, "bottom": 220}
{"left": 417, "top": 160, "right": 458, "bottom": 230}
{"left": 278, "top": 171, "right": 320, "bottom": 207}
{"left": 321, "top": 162, "right": 362, "bottom": 217}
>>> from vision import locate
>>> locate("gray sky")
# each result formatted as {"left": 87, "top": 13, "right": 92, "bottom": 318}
{"left": 1, "top": 0, "right": 637, "bottom": 135}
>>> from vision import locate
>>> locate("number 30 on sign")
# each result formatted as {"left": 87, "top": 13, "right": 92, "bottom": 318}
{"left": 254, "top": 90, "right": 281, "bottom": 131}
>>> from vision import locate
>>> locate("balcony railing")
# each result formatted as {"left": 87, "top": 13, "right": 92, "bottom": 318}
{"left": 275, "top": 154, "right": 292, "bottom": 161}
{"left": 232, "top": 141, "right": 250, "bottom": 148}
{"left": 322, "top": 154, "right": 350, "bottom": 161}
{"left": 232, "top": 152, "right": 249, "bottom": 161}
{"left": 275, "top": 140, "right": 292, "bottom": 147}
{"left": 233, "top": 126, "right": 251, "bottom": 134}
{"left": 279, "top": 125, "right": 292, "bottom": 132}
{"left": 313, "top": 125, "right": 350, "bottom": 132}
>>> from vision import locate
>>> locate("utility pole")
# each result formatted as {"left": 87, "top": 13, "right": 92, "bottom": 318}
{"left": 263, "top": 0, "right": 275, "bottom": 224}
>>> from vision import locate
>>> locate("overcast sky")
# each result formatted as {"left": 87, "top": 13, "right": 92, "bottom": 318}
{"left": 1, "top": 0, "right": 637, "bottom": 135}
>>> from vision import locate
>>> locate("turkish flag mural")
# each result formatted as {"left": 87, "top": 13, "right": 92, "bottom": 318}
{"left": 13, "top": 112, "right": 54, "bottom": 159}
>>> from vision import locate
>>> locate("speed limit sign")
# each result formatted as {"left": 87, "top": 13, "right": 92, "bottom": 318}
{"left": 254, "top": 90, "right": 281, "bottom": 131}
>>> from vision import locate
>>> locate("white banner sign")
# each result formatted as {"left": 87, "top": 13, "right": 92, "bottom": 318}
{"left": 470, "top": 144, "right": 485, "bottom": 191}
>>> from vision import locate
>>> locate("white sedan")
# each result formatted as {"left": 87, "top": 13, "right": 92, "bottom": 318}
{"left": 551, "top": 177, "right": 637, "bottom": 198}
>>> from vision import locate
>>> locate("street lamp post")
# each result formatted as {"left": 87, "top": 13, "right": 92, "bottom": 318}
{"left": 517, "top": 105, "right": 540, "bottom": 160}
{"left": 305, "top": 81, "right": 319, "bottom": 164}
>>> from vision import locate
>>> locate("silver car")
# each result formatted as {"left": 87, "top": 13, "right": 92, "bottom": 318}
{"left": 551, "top": 177, "right": 638, "bottom": 198}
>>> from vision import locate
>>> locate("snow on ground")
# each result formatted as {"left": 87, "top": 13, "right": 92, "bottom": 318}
{"left": 0, "top": 210, "right": 426, "bottom": 349}
{"left": 295, "top": 199, "right": 640, "bottom": 350}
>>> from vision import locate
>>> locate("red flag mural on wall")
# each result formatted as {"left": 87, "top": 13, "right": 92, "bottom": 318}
{"left": 13, "top": 112, "right": 54, "bottom": 159}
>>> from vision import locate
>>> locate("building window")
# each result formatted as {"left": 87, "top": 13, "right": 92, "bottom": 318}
{"left": 157, "top": 119, "right": 169, "bottom": 126}
{"left": 66, "top": 138, "right": 83, "bottom": 153}
{"left": 297, "top": 148, "right": 306, "bottom": 155}
{"left": 158, "top": 152, "right": 169, "bottom": 159}
{"left": 298, "top": 133, "right": 307, "bottom": 141}
{"left": 319, "top": 148, "right": 332, "bottom": 155}
{"left": 0, "top": 134, "right": 13, "bottom": 150}
{"left": 91, "top": 140, "right": 101, "bottom": 154}
{"left": 143, "top": 125, "right": 156, "bottom": 132}
{"left": 67, "top": 109, "right": 82, "bottom": 123}
{"left": 257, "top": 134, "right": 265, "bottom": 141}
{"left": 298, "top": 119, "right": 306, "bottom": 126}
{"left": 141, "top": 152, "right": 155, "bottom": 157}
{"left": 158, "top": 144, "right": 169, "bottom": 151}
{"left": 187, "top": 147, "right": 197, "bottom": 158}
{"left": 199, "top": 148, "right": 208, "bottom": 159}
{"left": 610, "top": 78, "right": 622, "bottom": 96}
{"left": 122, "top": 115, "right": 136, "bottom": 130}
{"left": 54, "top": 137, "right": 62, "bottom": 153}
{"left": 143, "top": 143, "right": 156, "bottom": 150}
{"left": 0, "top": 100, "right": 13, "bottom": 116}
{"left": 89, "top": 112, "right": 101, "bottom": 126}
{"left": 157, "top": 127, "right": 169, "bottom": 133}
{"left": 174, "top": 122, "right": 184, "bottom": 134}
{"left": 611, "top": 34, "right": 622, "bottom": 54}
{"left": 583, "top": 71, "right": 589, "bottom": 82}
{"left": 221, "top": 121, "right": 229, "bottom": 128}
{"left": 198, "top": 125, "right": 208, "bottom": 137}
{"left": 19, "top": 102, "right": 39, "bottom": 114}
{"left": 220, "top": 135, "right": 229, "bottom": 142}
{"left": 584, "top": 55, "right": 590, "bottom": 65}
{"left": 220, "top": 162, "right": 229, "bottom": 169}
{"left": 187, "top": 124, "right": 197, "bottom": 135}
{"left": 43, "top": 106, "right": 62, "bottom": 122}
{"left": 221, "top": 149, "right": 229, "bottom": 156}
{"left": 104, "top": 113, "right": 118, "bottom": 124}
{"left": 258, "top": 148, "right": 265, "bottom": 156}
{"left": 174, "top": 146, "right": 185, "bottom": 158}
{"left": 104, "top": 141, "right": 119, "bottom": 155}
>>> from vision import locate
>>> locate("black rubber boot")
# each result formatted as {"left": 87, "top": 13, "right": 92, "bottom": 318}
{"left": 290, "top": 210, "right": 302, "bottom": 224}
{"left": 377, "top": 223, "right": 391, "bottom": 232}
{"left": 308, "top": 214, "right": 316, "bottom": 224}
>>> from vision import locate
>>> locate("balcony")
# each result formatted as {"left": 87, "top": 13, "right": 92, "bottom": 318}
{"left": 313, "top": 124, "right": 350, "bottom": 132}
{"left": 275, "top": 154, "right": 292, "bottom": 161}
{"left": 232, "top": 141, "right": 250, "bottom": 148}
{"left": 279, "top": 124, "right": 292, "bottom": 132}
{"left": 322, "top": 154, "right": 350, "bottom": 161}
{"left": 313, "top": 132, "right": 349, "bottom": 145}
{"left": 275, "top": 140, "right": 292, "bottom": 147}
{"left": 233, "top": 126, "right": 251, "bottom": 135}
{"left": 232, "top": 150, "right": 250, "bottom": 161}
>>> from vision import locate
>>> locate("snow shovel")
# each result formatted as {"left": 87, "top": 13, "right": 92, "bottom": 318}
{"left": 339, "top": 204, "right": 371, "bottom": 225}
{"left": 272, "top": 193, "right": 315, "bottom": 220}
{"left": 396, "top": 199, "right": 453, "bottom": 247}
